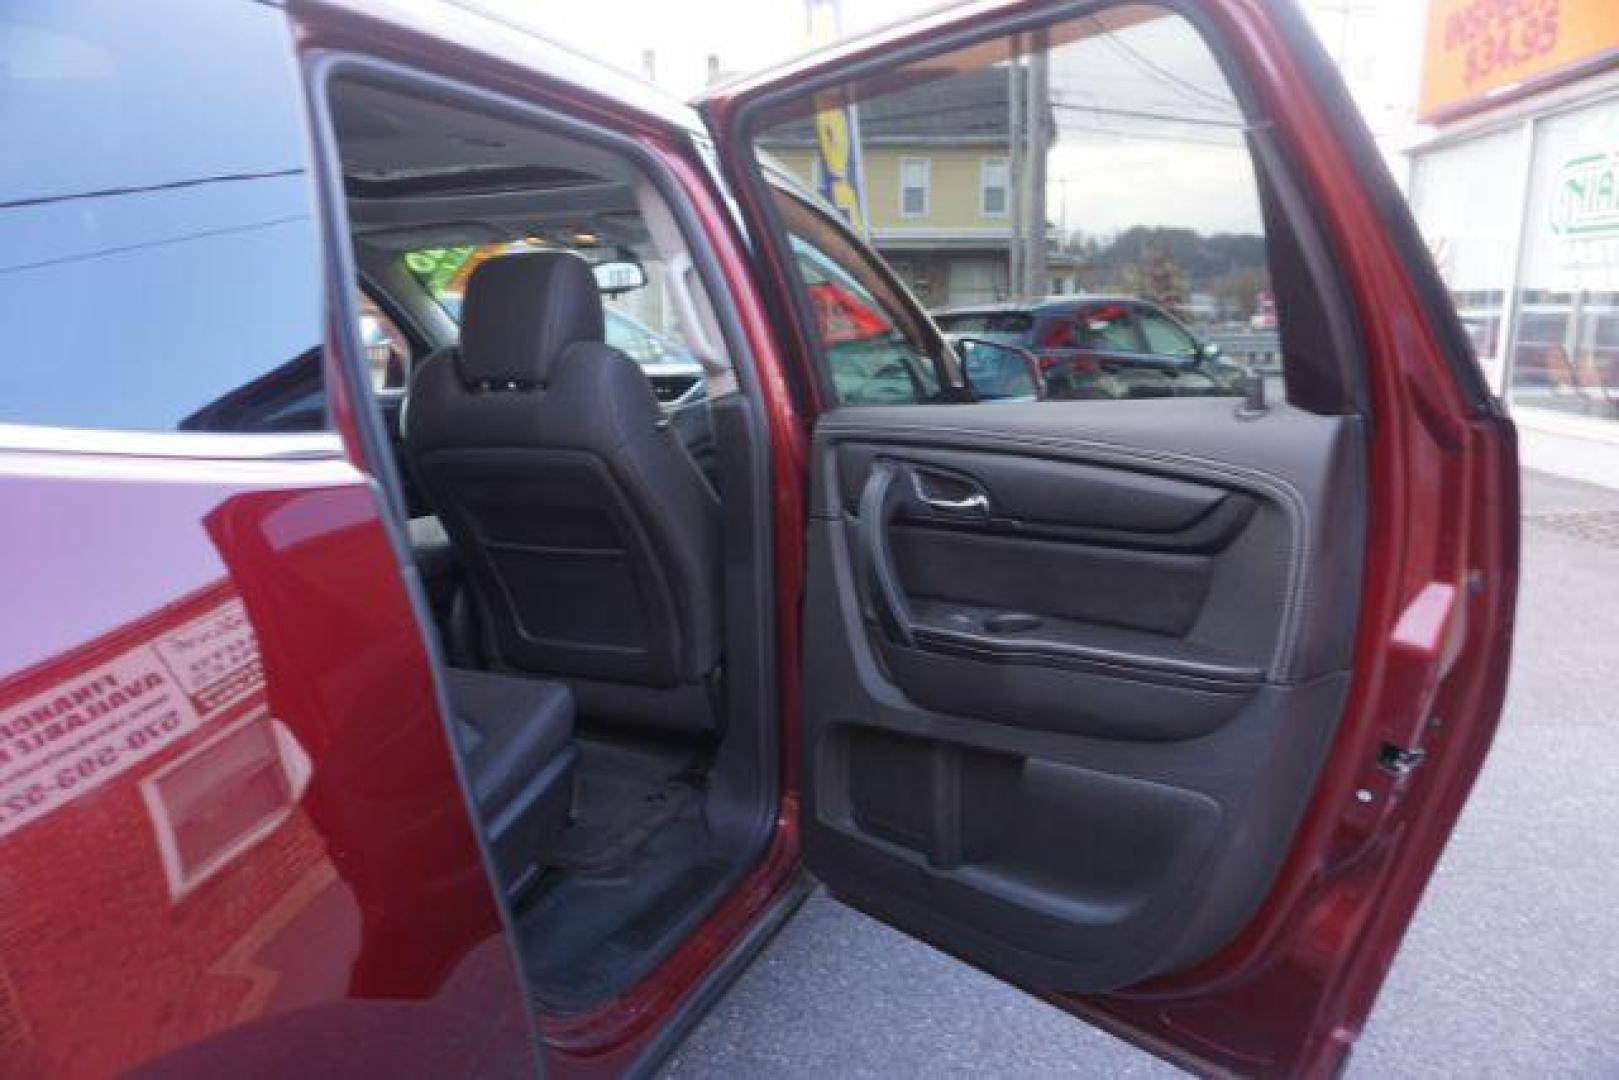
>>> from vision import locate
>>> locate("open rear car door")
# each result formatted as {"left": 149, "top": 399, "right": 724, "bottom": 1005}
{"left": 699, "top": 1, "right": 1519, "bottom": 1074}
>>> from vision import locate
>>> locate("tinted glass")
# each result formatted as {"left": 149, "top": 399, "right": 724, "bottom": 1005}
{"left": 1137, "top": 308, "right": 1200, "bottom": 358}
{"left": 1075, "top": 306, "right": 1141, "bottom": 351}
{"left": 0, "top": 0, "right": 326, "bottom": 433}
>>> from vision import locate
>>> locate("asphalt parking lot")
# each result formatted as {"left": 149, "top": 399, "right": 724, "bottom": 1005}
{"left": 663, "top": 469, "right": 1619, "bottom": 1078}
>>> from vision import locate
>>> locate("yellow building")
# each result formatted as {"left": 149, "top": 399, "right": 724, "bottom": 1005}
{"left": 761, "top": 69, "right": 1070, "bottom": 308}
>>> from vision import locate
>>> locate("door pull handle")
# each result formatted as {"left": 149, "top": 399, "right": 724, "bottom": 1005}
{"left": 918, "top": 492, "right": 989, "bottom": 514}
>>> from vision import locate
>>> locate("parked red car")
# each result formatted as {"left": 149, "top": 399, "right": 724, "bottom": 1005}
{"left": 0, "top": 1, "right": 1517, "bottom": 1077}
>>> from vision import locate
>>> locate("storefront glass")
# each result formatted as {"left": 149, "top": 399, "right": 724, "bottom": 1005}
{"left": 1410, "top": 127, "right": 1524, "bottom": 387}
{"left": 1511, "top": 97, "right": 1619, "bottom": 424}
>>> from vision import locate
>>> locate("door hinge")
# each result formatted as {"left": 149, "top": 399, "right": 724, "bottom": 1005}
{"left": 1378, "top": 742, "right": 1428, "bottom": 777}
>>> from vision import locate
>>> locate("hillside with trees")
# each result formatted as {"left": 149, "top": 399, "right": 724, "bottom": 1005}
{"left": 1064, "top": 226, "right": 1269, "bottom": 320}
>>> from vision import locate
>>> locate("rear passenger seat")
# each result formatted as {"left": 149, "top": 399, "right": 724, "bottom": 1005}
{"left": 443, "top": 668, "right": 577, "bottom": 899}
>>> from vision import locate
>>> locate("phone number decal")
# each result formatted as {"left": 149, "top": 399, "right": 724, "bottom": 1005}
{"left": 0, "top": 598, "right": 262, "bottom": 838}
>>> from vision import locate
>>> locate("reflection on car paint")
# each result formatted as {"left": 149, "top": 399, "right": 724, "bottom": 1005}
{"left": 0, "top": 589, "right": 264, "bottom": 840}
{"left": 0, "top": 463, "right": 531, "bottom": 1075}
{"left": 0, "top": 575, "right": 360, "bottom": 1073}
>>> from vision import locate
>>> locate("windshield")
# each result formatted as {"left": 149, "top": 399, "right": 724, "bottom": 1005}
{"left": 400, "top": 242, "right": 697, "bottom": 370}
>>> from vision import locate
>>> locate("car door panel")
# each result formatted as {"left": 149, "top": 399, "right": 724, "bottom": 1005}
{"left": 700, "top": 0, "right": 1516, "bottom": 1070}
{"left": 801, "top": 397, "right": 1364, "bottom": 989}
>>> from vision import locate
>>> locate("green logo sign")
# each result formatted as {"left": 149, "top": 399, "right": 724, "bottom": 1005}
{"left": 1550, "top": 149, "right": 1619, "bottom": 238}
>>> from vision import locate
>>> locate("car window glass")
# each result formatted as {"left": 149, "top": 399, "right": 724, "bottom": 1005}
{"left": 0, "top": 0, "right": 328, "bottom": 433}
{"left": 751, "top": 3, "right": 1278, "bottom": 404}
{"left": 1136, "top": 308, "right": 1200, "bottom": 358}
{"left": 1075, "top": 306, "right": 1142, "bottom": 351}
{"left": 397, "top": 224, "right": 715, "bottom": 406}
{"left": 402, "top": 243, "right": 695, "bottom": 359}
{"left": 359, "top": 294, "right": 412, "bottom": 391}
{"left": 771, "top": 188, "right": 947, "bottom": 405}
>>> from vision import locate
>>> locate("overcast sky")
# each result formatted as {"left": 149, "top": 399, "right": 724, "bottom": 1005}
{"left": 491, "top": 0, "right": 1430, "bottom": 235}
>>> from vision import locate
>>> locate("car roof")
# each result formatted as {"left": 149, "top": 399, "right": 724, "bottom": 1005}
{"left": 934, "top": 296, "right": 1156, "bottom": 318}
{"left": 297, "top": 0, "right": 705, "bottom": 134}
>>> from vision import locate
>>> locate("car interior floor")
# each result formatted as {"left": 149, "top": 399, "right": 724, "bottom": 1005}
{"left": 517, "top": 727, "right": 729, "bottom": 1010}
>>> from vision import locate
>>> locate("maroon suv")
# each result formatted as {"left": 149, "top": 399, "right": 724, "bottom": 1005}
{"left": 0, "top": 1, "right": 1517, "bottom": 1077}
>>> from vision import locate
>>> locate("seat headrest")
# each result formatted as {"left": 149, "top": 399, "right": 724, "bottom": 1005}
{"left": 459, "top": 252, "right": 604, "bottom": 386}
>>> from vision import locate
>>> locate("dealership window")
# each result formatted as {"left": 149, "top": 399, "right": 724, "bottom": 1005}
{"left": 1409, "top": 128, "right": 1524, "bottom": 387}
{"left": 0, "top": 0, "right": 327, "bottom": 434}
{"left": 899, "top": 157, "right": 930, "bottom": 218}
{"left": 981, "top": 157, "right": 1009, "bottom": 217}
{"left": 1508, "top": 97, "right": 1619, "bottom": 425}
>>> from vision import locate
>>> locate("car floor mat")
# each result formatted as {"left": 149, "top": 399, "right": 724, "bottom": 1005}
{"left": 537, "top": 733, "right": 707, "bottom": 873}
{"left": 517, "top": 809, "right": 728, "bottom": 1013}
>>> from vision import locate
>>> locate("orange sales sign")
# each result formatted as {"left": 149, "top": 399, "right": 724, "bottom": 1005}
{"left": 1420, "top": 0, "right": 1619, "bottom": 122}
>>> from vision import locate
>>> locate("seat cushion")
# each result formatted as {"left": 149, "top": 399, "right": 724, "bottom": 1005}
{"left": 443, "top": 668, "right": 576, "bottom": 895}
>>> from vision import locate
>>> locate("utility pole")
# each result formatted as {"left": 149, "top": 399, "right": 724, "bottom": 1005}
{"left": 1023, "top": 37, "right": 1049, "bottom": 299}
{"left": 1007, "top": 34, "right": 1049, "bottom": 300}
{"left": 1007, "top": 55, "right": 1024, "bottom": 301}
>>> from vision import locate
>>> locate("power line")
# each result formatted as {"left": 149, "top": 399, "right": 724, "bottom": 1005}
{"left": 1050, "top": 101, "right": 1247, "bottom": 129}
{"left": 1056, "top": 121, "right": 1247, "bottom": 149}
{"left": 1099, "top": 30, "right": 1239, "bottom": 113}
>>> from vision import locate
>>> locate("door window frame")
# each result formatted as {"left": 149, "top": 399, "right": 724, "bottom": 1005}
{"left": 298, "top": 52, "right": 787, "bottom": 1048}
{"left": 716, "top": 0, "right": 1368, "bottom": 419}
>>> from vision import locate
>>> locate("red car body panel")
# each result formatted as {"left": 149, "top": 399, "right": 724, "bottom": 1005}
{"left": 0, "top": 0, "right": 1516, "bottom": 1075}
{"left": 0, "top": 445, "right": 534, "bottom": 1075}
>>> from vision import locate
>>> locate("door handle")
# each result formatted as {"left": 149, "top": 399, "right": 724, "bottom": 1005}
{"left": 918, "top": 491, "right": 989, "bottom": 514}
{"left": 910, "top": 469, "right": 991, "bottom": 516}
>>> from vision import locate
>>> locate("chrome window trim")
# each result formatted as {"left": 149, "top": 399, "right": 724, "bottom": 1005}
{"left": 0, "top": 422, "right": 344, "bottom": 461}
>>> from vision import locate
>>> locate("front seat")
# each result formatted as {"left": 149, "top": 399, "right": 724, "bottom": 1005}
{"left": 405, "top": 252, "right": 722, "bottom": 734}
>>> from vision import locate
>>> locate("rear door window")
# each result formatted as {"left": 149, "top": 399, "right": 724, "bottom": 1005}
{"left": 1074, "top": 304, "right": 1144, "bottom": 352}
{"left": 1136, "top": 307, "right": 1201, "bottom": 359}
{"left": 0, "top": 0, "right": 327, "bottom": 434}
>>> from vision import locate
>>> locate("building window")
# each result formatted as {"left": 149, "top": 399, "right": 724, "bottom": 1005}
{"left": 1507, "top": 97, "right": 1619, "bottom": 425}
{"left": 899, "top": 157, "right": 930, "bottom": 217}
{"left": 1409, "top": 128, "right": 1523, "bottom": 390}
{"left": 981, "top": 157, "right": 1009, "bottom": 217}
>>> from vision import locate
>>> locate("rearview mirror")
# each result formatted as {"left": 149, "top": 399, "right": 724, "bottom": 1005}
{"left": 954, "top": 338, "right": 1046, "bottom": 401}
{"left": 1200, "top": 341, "right": 1223, "bottom": 361}
{"left": 591, "top": 259, "right": 647, "bottom": 294}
